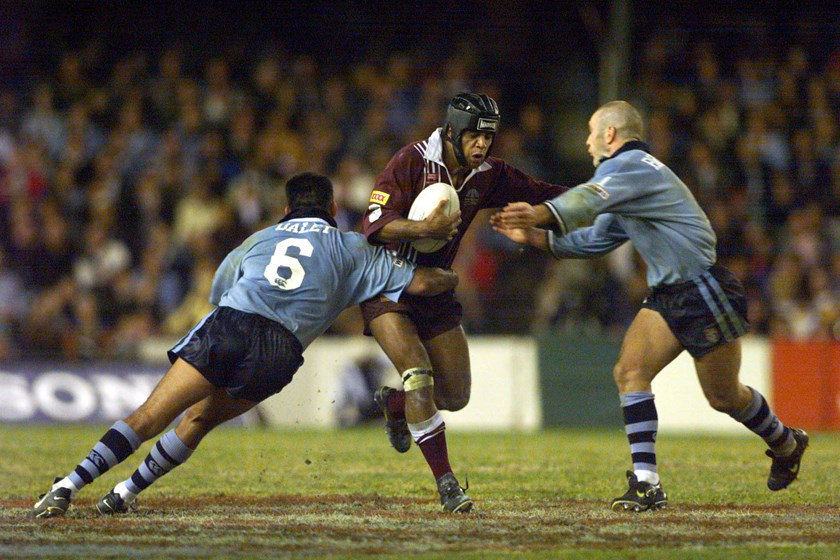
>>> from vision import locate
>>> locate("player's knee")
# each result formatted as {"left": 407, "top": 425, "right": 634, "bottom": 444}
{"left": 181, "top": 406, "right": 218, "bottom": 434}
{"left": 612, "top": 362, "right": 641, "bottom": 392}
{"left": 704, "top": 388, "right": 739, "bottom": 414}
{"left": 125, "top": 407, "right": 164, "bottom": 441}
{"left": 435, "top": 392, "right": 469, "bottom": 411}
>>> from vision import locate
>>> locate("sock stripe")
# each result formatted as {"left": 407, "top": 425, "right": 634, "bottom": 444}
{"left": 623, "top": 403, "right": 658, "bottom": 424}
{"left": 741, "top": 400, "right": 770, "bottom": 430}
{"left": 621, "top": 392, "right": 658, "bottom": 475}
{"left": 71, "top": 420, "right": 142, "bottom": 488}
{"left": 631, "top": 452, "right": 657, "bottom": 465}
{"left": 415, "top": 425, "right": 445, "bottom": 446}
{"left": 159, "top": 431, "right": 194, "bottom": 462}
{"left": 131, "top": 471, "right": 151, "bottom": 491}
{"left": 77, "top": 456, "right": 104, "bottom": 479}
{"left": 100, "top": 430, "right": 134, "bottom": 463}
{"left": 95, "top": 442, "right": 119, "bottom": 468}
{"left": 73, "top": 465, "right": 94, "bottom": 485}
{"left": 749, "top": 413, "right": 775, "bottom": 435}
{"left": 125, "top": 478, "right": 142, "bottom": 495}
{"left": 768, "top": 430, "right": 791, "bottom": 448}
{"left": 624, "top": 428, "right": 658, "bottom": 443}
{"left": 730, "top": 386, "right": 793, "bottom": 452}
{"left": 630, "top": 442, "right": 656, "bottom": 455}
{"left": 152, "top": 441, "right": 180, "bottom": 470}
{"left": 127, "top": 430, "right": 194, "bottom": 494}
{"left": 409, "top": 413, "right": 445, "bottom": 446}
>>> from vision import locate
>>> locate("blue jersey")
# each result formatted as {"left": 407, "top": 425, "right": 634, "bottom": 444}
{"left": 210, "top": 217, "right": 415, "bottom": 348}
{"left": 543, "top": 141, "right": 716, "bottom": 287}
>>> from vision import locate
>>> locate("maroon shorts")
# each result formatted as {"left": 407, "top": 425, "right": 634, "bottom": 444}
{"left": 360, "top": 290, "right": 463, "bottom": 341}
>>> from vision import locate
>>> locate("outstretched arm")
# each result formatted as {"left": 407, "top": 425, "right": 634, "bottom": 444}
{"left": 490, "top": 202, "right": 554, "bottom": 229}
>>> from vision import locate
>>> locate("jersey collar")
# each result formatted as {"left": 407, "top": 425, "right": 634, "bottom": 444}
{"left": 278, "top": 208, "right": 338, "bottom": 228}
{"left": 599, "top": 140, "right": 651, "bottom": 164}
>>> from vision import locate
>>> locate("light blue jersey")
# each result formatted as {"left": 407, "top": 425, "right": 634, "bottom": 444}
{"left": 544, "top": 141, "right": 716, "bottom": 287}
{"left": 210, "top": 217, "right": 415, "bottom": 349}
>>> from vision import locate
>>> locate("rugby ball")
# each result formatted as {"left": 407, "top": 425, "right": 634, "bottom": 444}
{"left": 407, "top": 182, "right": 460, "bottom": 253}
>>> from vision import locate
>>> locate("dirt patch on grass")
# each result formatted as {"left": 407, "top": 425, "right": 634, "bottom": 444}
{"left": 3, "top": 494, "right": 838, "bottom": 558}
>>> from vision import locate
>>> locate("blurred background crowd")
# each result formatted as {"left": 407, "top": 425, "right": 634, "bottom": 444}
{"left": 0, "top": 2, "right": 838, "bottom": 361}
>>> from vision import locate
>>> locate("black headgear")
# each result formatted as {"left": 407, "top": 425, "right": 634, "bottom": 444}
{"left": 444, "top": 93, "right": 500, "bottom": 167}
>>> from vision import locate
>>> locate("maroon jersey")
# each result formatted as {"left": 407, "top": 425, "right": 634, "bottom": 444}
{"left": 363, "top": 129, "right": 568, "bottom": 268}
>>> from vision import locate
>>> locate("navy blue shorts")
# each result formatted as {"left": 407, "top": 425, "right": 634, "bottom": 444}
{"left": 642, "top": 264, "right": 750, "bottom": 358}
{"left": 168, "top": 306, "right": 304, "bottom": 402}
{"left": 360, "top": 290, "right": 463, "bottom": 341}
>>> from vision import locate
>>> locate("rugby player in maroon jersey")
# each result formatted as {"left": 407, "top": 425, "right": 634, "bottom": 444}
{"left": 361, "top": 93, "right": 568, "bottom": 512}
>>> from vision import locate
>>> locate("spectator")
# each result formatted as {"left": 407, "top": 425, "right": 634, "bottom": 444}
{"left": 0, "top": 11, "right": 836, "bottom": 357}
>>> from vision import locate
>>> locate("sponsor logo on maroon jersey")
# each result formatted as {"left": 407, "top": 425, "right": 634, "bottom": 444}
{"left": 369, "top": 191, "right": 390, "bottom": 205}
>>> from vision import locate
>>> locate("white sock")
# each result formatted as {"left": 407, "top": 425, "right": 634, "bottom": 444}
{"left": 52, "top": 477, "right": 81, "bottom": 499}
{"left": 635, "top": 469, "right": 660, "bottom": 485}
{"left": 407, "top": 412, "right": 445, "bottom": 445}
{"left": 114, "top": 481, "right": 138, "bottom": 504}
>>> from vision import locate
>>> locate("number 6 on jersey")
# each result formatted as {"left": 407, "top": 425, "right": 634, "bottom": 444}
{"left": 264, "top": 238, "right": 313, "bottom": 290}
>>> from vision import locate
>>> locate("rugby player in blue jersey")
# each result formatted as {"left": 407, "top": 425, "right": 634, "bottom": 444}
{"left": 33, "top": 172, "right": 459, "bottom": 518}
{"left": 491, "top": 101, "right": 808, "bottom": 511}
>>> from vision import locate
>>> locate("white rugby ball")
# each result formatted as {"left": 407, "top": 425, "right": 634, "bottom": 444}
{"left": 407, "top": 182, "right": 460, "bottom": 253}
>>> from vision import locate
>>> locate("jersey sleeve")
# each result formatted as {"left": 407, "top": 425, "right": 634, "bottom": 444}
{"left": 547, "top": 214, "right": 629, "bottom": 258}
{"left": 342, "top": 232, "right": 417, "bottom": 303}
{"left": 209, "top": 245, "right": 245, "bottom": 305}
{"left": 483, "top": 159, "right": 568, "bottom": 208}
{"left": 362, "top": 146, "right": 422, "bottom": 245}
{"left": 543, "top": 156, "right": 644, "bottom": 235}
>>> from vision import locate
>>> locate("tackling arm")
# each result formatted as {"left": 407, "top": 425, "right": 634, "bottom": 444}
{"left": 405, "top": 267, "right": 459, "bottom": 296}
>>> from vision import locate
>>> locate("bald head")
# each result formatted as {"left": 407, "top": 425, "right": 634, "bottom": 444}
{"left": 586, "top": 100, "right": 645, "bottom": 166}
{"left": 595, "top": 101, "right": 644, "bottom": 142}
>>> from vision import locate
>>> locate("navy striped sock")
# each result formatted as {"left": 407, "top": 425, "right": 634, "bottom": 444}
{"left": 125, "top": 430, "right": 194, "bottom": 495}
{"left": 729, "top": 386, "right": 794, "bottom": 454}
{"left": 68, "top": 420, "right": 142, "bottom": 489}
{"left": 620, "top": 391, "right": 658, "bottom": 480}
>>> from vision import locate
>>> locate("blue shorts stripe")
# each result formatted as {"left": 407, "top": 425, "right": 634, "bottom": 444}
{"left": 170, "top": 309, "right": 216, "bottom": 355}
{"left": 699, "top": 271, "right": 748, "bottom": 338}
{"left": 693, "top": 272, "right": 736, "bottom": 341}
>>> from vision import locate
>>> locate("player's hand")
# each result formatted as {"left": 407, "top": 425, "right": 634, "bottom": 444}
{"left": 424, "top": 200, "right": 462, "bottom": 240}
{"left": 492, "top": 224, "right": 530, "bottom": 245}
{"left": 491, "top": 224, "right": 549, "bottom": 251}
{"left": 491, "top": 202, "right": 540, "bottom": 229}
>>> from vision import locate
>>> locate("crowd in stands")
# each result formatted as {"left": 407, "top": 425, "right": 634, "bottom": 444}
{"left": 0, "top": 24, "right": 838, "bottom": 361}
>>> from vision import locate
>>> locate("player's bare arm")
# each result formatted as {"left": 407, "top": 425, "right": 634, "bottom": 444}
{"left": 374, "top": 200, "right": 462, "bottom": 243}
{"left": 405, "top": 267, "right": 459, "bottom": 296}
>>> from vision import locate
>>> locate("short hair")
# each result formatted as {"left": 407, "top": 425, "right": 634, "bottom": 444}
{"left": 596, "top": 100, "right": 644, "bottom": 141}
{"left": 285, "top": 172, "right": 334, "bottom": 211}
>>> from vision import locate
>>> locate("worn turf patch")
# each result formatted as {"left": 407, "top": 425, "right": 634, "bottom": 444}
{"left": 2, "top": 426, "right": 838, "bottom": 559}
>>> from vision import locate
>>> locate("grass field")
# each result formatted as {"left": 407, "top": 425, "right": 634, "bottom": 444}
{"left": 1, "top": 424, "right": 838, "bottom": 559}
